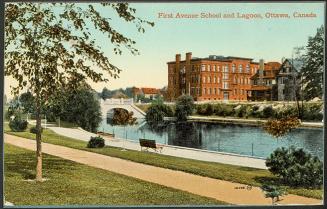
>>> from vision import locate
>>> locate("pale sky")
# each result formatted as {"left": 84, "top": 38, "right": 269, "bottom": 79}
{"left": 4, "top": 2, "right": 325, "bottom": 99}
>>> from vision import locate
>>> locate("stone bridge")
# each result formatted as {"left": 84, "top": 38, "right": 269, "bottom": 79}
{"left": 100, "top": 98, "right": 146, "bottom": 119}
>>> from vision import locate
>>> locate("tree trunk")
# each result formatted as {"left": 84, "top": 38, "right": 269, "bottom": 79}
{"left": 35, "top": 100, "right": 42, "bottom": 182}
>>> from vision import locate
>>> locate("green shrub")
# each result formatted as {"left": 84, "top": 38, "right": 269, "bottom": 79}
{"left": 244, "top": 106, "right": 253, "bottom": 118}
{"left": 205, "top": 104, "right": 214, "bottom": 115}
{"left": 175, "top": 95, "right": 194, "bottom": 121}
{"left": 213, "top": 104, "right": 223, "bottom": 116}
{"left": 261, "top": 184, "right": 287, "bottom": 205}
{"left": 9, "top": 117, "right": 28, "bottom": 132}
{"left": 234, "top": 105, "right": 247, "bottom": 118}
{"left": 87, "top": 136, "right": 105, "bottom": 148}
{"left": 252, "top": 105, "right": 259, "bottom": 112}
{"left": 266, "top": 146, "right": 323, "bottom": 188}
{"left": 262, "top": 106, "right": 275, "bottom": 118}
{"left": 146, "top": 102, "right": 173, "bottom": 123}
{"left": 302, "top": 103, "right": 323, "bottom": 121}
{"left": 276, "top": 105, "right": 297, "bottom": 119}
{"left": 196, "top": 104, "right": 214, "bottom": 116}
{"left": 196, "top": 104, "right": 207, "bottom": 115}
{"left": 30, "top": 126, "right": 43, "bottom": 134}
{"left": 220, "top": 104, "right": 234, "bottom": 117}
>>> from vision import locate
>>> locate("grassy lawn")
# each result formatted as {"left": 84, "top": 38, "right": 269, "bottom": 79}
{"left": 135, "top": 104, "right": 151, "bottom": 113}
{"left": 4, "top": 144, "right": 226, "bottom": 206}
{"left": 4, "top": 124, "right": 322, "bottom": 200}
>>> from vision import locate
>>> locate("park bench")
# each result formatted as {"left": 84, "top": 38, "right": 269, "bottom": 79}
{"left": 139, "top": 139, "right": 164, "bottom": 153}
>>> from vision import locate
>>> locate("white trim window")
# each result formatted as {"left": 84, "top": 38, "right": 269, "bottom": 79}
{"left": 246, "top": 64, "right": 250, "bottom": 73}
{"left": 223, "top": 81, "right": 229, "bottom": 89}
{"left": 239, "top": 64, "right": 243, "bottom": 73}
{"left": 201, "top": 64, "right": 206, "bottom": 71}
{"left": 232, "top": 64, "right": 236, "bottom": 73}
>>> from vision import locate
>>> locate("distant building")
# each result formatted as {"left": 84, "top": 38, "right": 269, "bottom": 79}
{"left": 249, "top": 60, "right": 281, "bottom": 101}
{"left": 249, "top": 59, "right": 298, "bottom": 101}
{"left": 132, "top": 87, "right": 162, "bottom": 101}
{"left": 167, "top": 52, "right": 268, "bottom": 101}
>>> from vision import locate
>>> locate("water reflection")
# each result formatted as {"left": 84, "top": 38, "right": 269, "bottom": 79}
{"left": 98, "top": 119, "right": 323, "bottom": 160}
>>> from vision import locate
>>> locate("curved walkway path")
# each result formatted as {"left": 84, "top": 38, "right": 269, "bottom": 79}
{"left": 5, "top": 134, "right": 321, "bottom": 205}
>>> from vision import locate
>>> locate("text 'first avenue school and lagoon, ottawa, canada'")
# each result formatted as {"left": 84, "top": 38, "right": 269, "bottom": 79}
{"left": 158, "top": 12, "right": 317, "bottom": 19}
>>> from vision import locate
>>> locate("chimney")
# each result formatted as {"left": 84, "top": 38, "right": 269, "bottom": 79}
{"left": 259, "top": 59, "right": 264, "bottom": 85}
{"left": 186, "top": 52, "right": 192, "bottom": 63}
{"left": 175, "top": 54, "right": 181, "bottom": 96}
{"left": 185, "top": 52, "right": 192, "bottom": 95}
{"left": 176, "top": 54, "right": 181, "bottom": 63}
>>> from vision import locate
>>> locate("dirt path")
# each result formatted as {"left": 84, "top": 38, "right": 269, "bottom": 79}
{"left": 4, "top": 134, "right": 322, "bottom": 205}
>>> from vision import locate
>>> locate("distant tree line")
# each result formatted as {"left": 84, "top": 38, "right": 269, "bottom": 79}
{"left": 99, "top": 87, "right": 135, "bottom": 100}
{"left": 7, "top": 81, "right": 102, "bottom": 133}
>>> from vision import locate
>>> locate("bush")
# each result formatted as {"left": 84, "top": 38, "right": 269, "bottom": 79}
{"left": 234, "top": 105, "right": 247, "bottom": 118}
{"left": 261, "top": 184, "right": 287, "bottom": 205}
{"left": 30, "top": 126, "right": 43, "bottom": 134}
{"left": 110, "top": 108, "right": 137, "bottom": 125}
{"left": 221, "top": 105, "right": 234, "bottom": 117}
{"left": 87, "top": 136, "right": 105, "bottom": 148}
{"left": 175, "top": 95, "right": 194, "bottom": 121}
{"left": 275, "top": 105, "right": 298, "bottom": 119}
{"left": 146, "top": 102, "right": 173, "bottom": 123}
{"left": 302, "top": 103, "right": 323, "bottom": 121}
{"left": 196, "top": 104, "right": 207, "bottom": 115}
{"left": 196, "top": 104, "right": 214, "bottom": 116}
{"left": 264, "top": 117, "right": 300, "bottom": 138}
{"left": 262, "top": 106, "right": 275, "bottom": 118}
{"left": 9, "top": 117, "right": 28, "bottom": 132}
{"left": 266, "top": 146, "right": 323, "bottom": 188}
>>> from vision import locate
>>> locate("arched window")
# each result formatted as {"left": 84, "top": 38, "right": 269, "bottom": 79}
{"left": 246, "top": 64, "right": 250, "bottom": 73}
{"left": 232, "top": 64, "right": 236, "bottom": 73}
{"left": 208, "top": 76, "right": 211, "bottom": 83}
{"left": 203, "top": 76, "right": 206, "bottom": 83}
{"left": 239, "top": 64, "right": 243, "bottom": 73}
{"left": 213, "top": 76, "right": 216, "bottom": 83}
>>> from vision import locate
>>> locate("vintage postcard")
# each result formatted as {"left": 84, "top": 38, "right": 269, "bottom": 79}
{"left": 2, "top": 1, "right": 325, "bottom": 208}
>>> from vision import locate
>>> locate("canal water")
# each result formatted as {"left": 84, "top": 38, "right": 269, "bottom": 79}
{"left": 98, "top": 119, "right": 323, "bottom": 160}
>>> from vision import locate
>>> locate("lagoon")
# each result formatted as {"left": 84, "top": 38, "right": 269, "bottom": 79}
{"left": 98, "top": 119, "right": 323, "bottom": 160}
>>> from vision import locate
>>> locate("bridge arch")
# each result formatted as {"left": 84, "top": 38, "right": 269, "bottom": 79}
{"left": 100, "top": 98, "right": 146, "bottom": 119}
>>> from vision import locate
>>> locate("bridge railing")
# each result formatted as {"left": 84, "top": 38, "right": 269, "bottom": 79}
{"left": 102, "top": 98, "right": 134, "bottom": 105}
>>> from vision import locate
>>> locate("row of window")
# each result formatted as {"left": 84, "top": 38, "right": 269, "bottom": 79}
{"left": 170, "top": 76, "right": 251, "bottom": 85}
{"left": 170, "top": 64, "right": 259, "bottom": 75}
{"left": 189, "top": 87, "right": 247, "bottom": 96}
